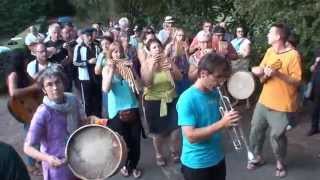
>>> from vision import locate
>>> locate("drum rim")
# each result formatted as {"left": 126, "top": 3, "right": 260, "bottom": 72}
{"left": 227, "top": 71, "right": 255, "bottom": 100}
{"left": 65, "top": 124, "right": 126, "bottom": 179}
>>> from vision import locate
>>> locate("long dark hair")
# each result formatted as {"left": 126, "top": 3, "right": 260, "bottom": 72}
{"left": 6, "top": 51, "right": 30, "bottom": 87}
{"left": 6, "top": 51, "right": 28, "bottom": 77}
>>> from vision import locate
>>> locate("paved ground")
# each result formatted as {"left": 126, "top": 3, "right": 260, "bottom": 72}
{"left": 1, "top": 94, "right": 320, "bottom": 180}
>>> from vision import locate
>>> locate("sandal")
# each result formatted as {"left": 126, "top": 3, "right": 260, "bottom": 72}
{"left": 156, "top": 156, "right": 166, "bottom": 167}
{"left": 247, "top": 159, "right": 266, "bottom": 170}
{"left": 275, "top": 166, "right": 287, "bottom": 178}
{"left": 171, "top": 152, "right": 180, "bottom": 163}
{"left": 132, "top": 169, "right": 142, "bottom": 179}
{"left": 120, "top": 166, "right": 130, "bottom": 177}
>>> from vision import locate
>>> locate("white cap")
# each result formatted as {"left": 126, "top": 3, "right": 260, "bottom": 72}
{"left": 164, "top": 16, "right": 175, "bottom": 23}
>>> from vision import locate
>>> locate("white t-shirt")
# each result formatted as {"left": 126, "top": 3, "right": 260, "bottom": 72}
{"left": 157, "top": 29, "right": 170, "bottom": 45}
{"left": 27, "top": 60, "right": 52, "bottom": 78}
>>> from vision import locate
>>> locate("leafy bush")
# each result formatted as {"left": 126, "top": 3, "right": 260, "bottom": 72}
{"left": 0, "top": 0, "right": 75, "bottom": 37}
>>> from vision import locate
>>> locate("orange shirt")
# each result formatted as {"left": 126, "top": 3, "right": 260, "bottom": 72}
{"left": 258, "top": 47, "right": 302, "bottom": 112}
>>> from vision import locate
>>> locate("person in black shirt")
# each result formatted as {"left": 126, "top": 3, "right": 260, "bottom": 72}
{"left": 0, "top": 142, "right": 31, "bottom": 180}
{"left": 45, "top": 23, "right": 73, "bottom": 91}
{"left": 45, "top": 23, "right": 68, "bottom": 64}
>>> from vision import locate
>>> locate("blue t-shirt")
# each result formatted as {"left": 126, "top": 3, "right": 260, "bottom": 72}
{"left": 177, "top": 86, "right": 224, "bottom": 169}
{"left": 108, "top": 74, "right": 139, "bottom": 119}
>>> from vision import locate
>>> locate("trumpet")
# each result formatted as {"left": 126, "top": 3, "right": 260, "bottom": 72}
{"left": 217, "top": 87, "right": 255, "bottom": 161}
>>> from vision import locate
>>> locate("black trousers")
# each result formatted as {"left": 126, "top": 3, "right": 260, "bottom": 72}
{"left": 108, "top": 109, "right": 141, "bottom": 170}
{"left": 79, "top": 80, "right": 101, "bottom": 117}
{"left": 181, "top": 159, "right": 226, "bottom": 180}
{"left": 311, "top": 98, "right": 320, "bottom": 130}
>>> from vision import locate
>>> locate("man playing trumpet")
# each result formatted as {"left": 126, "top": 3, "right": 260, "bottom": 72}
{"left": 248, "top": 23, "right": 302, "bottom": 178}
{"left": 177, "top": 53, "right": 240, "bottom": 180}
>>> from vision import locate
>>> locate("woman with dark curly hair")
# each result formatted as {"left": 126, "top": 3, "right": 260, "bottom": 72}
{"left": 141, "top": 38, "right": 182, "bottom": 166}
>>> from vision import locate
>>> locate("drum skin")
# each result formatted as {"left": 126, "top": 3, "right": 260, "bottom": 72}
{"left": 227, "top": 71, "right": 255, "bottom": 100}
{"left": 65, "top": 125, "right": 127, "bottom": 180}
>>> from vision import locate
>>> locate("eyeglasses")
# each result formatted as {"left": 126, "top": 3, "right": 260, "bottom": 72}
{"left": 146, "top": 30, "right": 154, "bottom": 34}
{"left": 214, "top": 33, "right": 224, "bottom": 37}
{"left": 237, "top": 30, "right": 243, "bottom": 33}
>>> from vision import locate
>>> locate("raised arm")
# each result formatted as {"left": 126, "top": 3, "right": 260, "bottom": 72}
{"left": 101, "top": 61, "right": 115, "bottom": 92}
{"left": 7, "top": 73, "right": 40, "bottom": 98}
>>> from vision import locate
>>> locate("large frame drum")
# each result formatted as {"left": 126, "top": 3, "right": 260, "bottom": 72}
{"left": 65, "top": 125, "right": 127, "bottom": 179}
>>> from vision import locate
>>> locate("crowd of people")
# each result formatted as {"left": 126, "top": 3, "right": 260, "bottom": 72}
{"left": 2, "top": 15, "right": 320, "bottom": 180}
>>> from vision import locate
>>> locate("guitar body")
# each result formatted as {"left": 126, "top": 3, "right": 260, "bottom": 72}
{"left": 7, "top": 92, "right": 43, "bottom": 124}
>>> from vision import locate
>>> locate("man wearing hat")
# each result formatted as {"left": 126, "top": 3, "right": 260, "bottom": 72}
{"left": 73, "top": 27, "right": 102, "bottom": 117}
{"left": 25, "top": 26, "right": 45, "bottom": 58}
{"left": 157, "top": 16, "right": 176, "bottom": 45}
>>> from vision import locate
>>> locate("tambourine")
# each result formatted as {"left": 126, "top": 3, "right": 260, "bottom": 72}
{"left": 227, "top": 71, "right": 255, "bottom": 100}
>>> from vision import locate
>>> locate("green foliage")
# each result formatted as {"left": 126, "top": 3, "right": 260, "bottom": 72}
{"left": 0, "top": 0, "right": 75, "bottom": 37}
{"left": 69, "top": 0, "right": 235, "bottom": 34}
{"left": 0, "top": 0, "right": 47, "bottom": 36}
{"left": 232, "top": 0, "right": 320, "bottom": 78}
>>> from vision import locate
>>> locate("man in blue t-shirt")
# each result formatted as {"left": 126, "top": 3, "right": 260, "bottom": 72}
{"left": 177, "top": 53, "right": 240, "bottom": 180}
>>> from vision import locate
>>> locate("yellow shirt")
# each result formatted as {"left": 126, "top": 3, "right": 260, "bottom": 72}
{"left": 258, "top": 47, "right": 302, "bottom": 112}
{"left": 144, "top": 71, "right": 176, "bottom": 117}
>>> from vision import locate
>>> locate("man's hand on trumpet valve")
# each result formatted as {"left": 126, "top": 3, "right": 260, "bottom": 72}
{"left": 221, "top": 110, "right": 241, "bottom": 128}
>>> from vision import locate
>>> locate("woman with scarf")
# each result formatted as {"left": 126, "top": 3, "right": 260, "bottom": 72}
{"left": 141, "top": 38, "right": 182, "bottom": 166}
{"left": 24, "top": 65, "right": 87, "bottom": 180}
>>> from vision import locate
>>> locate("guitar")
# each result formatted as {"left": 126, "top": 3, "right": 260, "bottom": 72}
{"left": 260, "top": 59, "right": 282, "bottom": 83}
{"left": 7, "top": 91, "right": 43, "bottom": 124}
